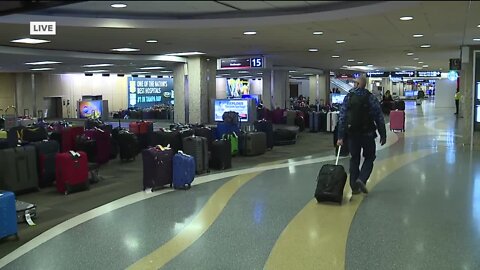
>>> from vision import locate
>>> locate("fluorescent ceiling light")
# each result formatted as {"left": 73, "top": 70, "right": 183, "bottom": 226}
{"left": 139, "top": 66, "right": 165, "bottom": 70}
{"left": 30, "top": 68, "right": 54, "bottom": 71}
{"left": 238, "top": 71, "right": 249, "bottom": 74}
{"left": 418, "top": 61, "right": 424, "bottom": 64}
{"left": 413, "top": 34, "right": 424, "bottom": 38}
{"left": 111, "top": 3, "right": 127, "bottom": 8}
{"left": 11, "top": 38, "right": 50, "bottom": 44}
{"left": 336, "top": 40, "right": 346, "bottom": 44}
{"left": 331, "top": 55, "right": 340, "bottom": 58}
{"left": 164, "top": 52, "right": 205, "bottom": 56}
{"left": 347, "top": 59, "right": 355, "bottom": 62}
{"left": 367, "top": 64, "right": 373, "bottom": 67}
{"left": 357, "top": 61, "right": 364, "bottom": 64}
{"left": 407, "top": 52, "right": 414, "bottom": 56}
{"left": 308, "top": 48, "right": 318, "bottom": 52}
{"left": 313, "top": 31, "right": 323, "bottom": 35}
{"left": 342, "top": 65, "right": 349, "bottom": 68}
{"left": 111, "top": 47, "right": 139, "bottom": 52}
{"left": 146, "top": 40, "right": 158, "bottom": 43}
{"left": 478, "top": 24, "right": 480, "bottom": 28}
{"left": 289, "top": 70, "right": 296, "bottom": 73}
{"left": 395, "top": 67, "right": 400, "bottom": 70}
{"left": 25, "top": 61, "right": 61, "bottom": 65}
{"left": 132, "top": 71, "right": 150, "bottom": 74}
{"left": 243, "top": 31, "right": 257, "bottom": 35}
{"left": 83, "top": 63, "right": 113, "bottom": 68}
{"left": 85, "top": 69, "right": 109, "bottom": 73}
{"left": 159, "top": 70, "right": 172, "bottom": 73}
{"left": 422, "top": 65, "right": 429, "bottom": 67}
{"left": 400, "top": 16, "right": 413, "bottom": 21}
{"left": 304, "top": 73, "right": 314, "bottom": 76}
{"left": 420, "top": 44, "right": 431, "bottom": 48}
{"left": 413, "top": 57, "right": 419, "bottom": 60}
{"left": 474, "top": 38, "right": 480, "bottom": 41}
{"left": 257, "top": 73, "right": 263, "bottom": 75}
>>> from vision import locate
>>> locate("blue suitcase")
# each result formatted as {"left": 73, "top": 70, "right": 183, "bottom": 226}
{"left": 172, "top": 152, "right": 196, "bottom": 189}
{"left": 0, "top": 191, "right": 18, "bottom": 240}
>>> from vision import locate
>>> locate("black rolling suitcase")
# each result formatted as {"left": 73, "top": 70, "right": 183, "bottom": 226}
{"left": 150, "top": 130, "right": 183, "bottom": 152}
{"left": 210, "top": 139, "right": 231, "bottom": 170}
{"left": 394, "top": 100, "right": 405, "bottom": 110}
{"left": 75, "top": 134, "right": 97, "bottom": 163}
{"left": 183, "top": 136, "right": 209, "bottom": 175}
{"left": 142, "top": 146, "right": 174, "bottom": 190}
{"left": 194, "top": 127, "right": 214, "bottom": 150}
{"left": 273, "top": 129, "right": 297, "bottom": 146}
{"left": 31, "top": 140, "right": 60, "bottom": 187}
{"left": 254, "top": 120, "right": 274, "bottom": 150}
{"left": 314, "top": 146, "right": 347, "bottom": 204}
{"left": 117, "top": 130, "right": 138, "bottom": 161}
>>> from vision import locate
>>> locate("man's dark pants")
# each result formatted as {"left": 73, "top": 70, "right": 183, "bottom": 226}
{"left": 348, "top": 134, "right": 376, "bottom": 190}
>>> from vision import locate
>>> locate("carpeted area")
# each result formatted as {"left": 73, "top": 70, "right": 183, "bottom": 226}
{"left": 0, "top": 127, "right": 335, "bottom": 259}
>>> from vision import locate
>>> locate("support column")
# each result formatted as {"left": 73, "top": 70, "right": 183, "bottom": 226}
{"left": 318, "top": 73, "right": 329, "bottom": 105}
{"left": 309, "top": 75, "right": 319, "bottom": 104}
{"left": 187, "top": 56, "right": 210, "bottom": 124}
{"left": 173, "top": 63, "right": 186, "bottom": 123}
{"left": 206, "top": 58, "right": 217, "bottom": 124}
{"left": 262, "top": 70, "right": 272, "bottom": 110}
{"left": 272, "top": 70, "right": 288, "bottom": 109}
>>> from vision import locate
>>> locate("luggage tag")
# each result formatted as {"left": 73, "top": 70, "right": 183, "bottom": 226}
{"left": 25, "top": 212, "right": 36, "bottom": 226}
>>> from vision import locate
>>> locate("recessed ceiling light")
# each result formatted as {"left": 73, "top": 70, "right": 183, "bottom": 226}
{"left": 420, "top": 44, "right": 431, "bottom": 48}
{"left": 342, "top": 65, "right": 349, "bottom": 68}
{"left": 331, "top": 55, "right": 340, "bottom": 58}
{"left": 146, "top": 40, "right": 158, "bottom": 43}
{"left": 407, "top": 52, "right": 414, "bottom": 56}
{"left": 304, "top": 73, "right": 314, "bottom": 76}
{"left": 422, "top": 65, "right": 429, "bottom": 67}
{"left": 243, "top": 31, "right": 257, "bottom": 35}
{"left": 238, "top": 71, "right": 249, "bottom": 74}
{"left": 11, "top": 38, "right": 50, "bottom": 44}
{"left": 139, "top": 66, "right": 165, "bottom": 70}
{"left": 83, "top": 63, "right": 113, "bottom": 68}
{"left": 164, "top": 52, "right": 205, "bottom": 56}
{"left": 347, "top": 59, "right": 355, "bottom": 62}
{"left": 474, "top": 38, "right": 480, "bottom": 41}
{"left": 478, "top": 24, "right": 480, "bottom": 28}
{"left": 257, "top": 73, "right": 263, "bottom": 75}
{"left": 111, "top": 3, "right": 127, "bottom": 8}
{"left": 418, "top": 61, "right": 424, "bottom": 64}
{"left": 30, "top": 67, "right": 54, "bottom": 71}
{"left": 367, "top": 64, "right": 373, "bottom": 67}
{"left": 159, "top": 70, "right": 172, "bottom": 73}
{"left": 336, "top": 40, "right": 346, "bottom": 44}
{"left": 413, "top": 57, "right": 419, "bottom": 60}
{"left": 413, "top": 34, "right": 424, "bottom": 38}
{"left": 289, "top": 70, "right": 296, "bottom": 73}
{"left": 111, "top": 47, "right": 139, "bottom": 52}
{"left": 400, "top": 16, "right": 413, "bottom": 21}
{"left": 85, "top": 69, "right": 109, "bottom": 73}
{"left": 309, "top": 48, "right": 319, "bottom": 52}
{"left": 395, "top": 67, "right": 400, "bottom": 70}
{"left": 357, "top": 61, "right": 364, "bottom": 64}
{"left": 313, "top": 31, "right": 324, "bottom": 35}
{"left": 25, "top": 61, "right": 61, "bottom": 65}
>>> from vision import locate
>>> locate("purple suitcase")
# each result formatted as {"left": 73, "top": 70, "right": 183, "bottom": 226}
{"left": 142, "top": 146, "right": 174, "bottom": 190}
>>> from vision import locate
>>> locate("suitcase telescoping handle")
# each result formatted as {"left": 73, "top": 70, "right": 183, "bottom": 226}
{"left": 335, "top": 145, "right": 341, "bottom": 166}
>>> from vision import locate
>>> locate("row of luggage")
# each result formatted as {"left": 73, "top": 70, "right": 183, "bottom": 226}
{"left": 308, "top": 111, "right": 339, "bottom": 133}
{"left": 113, "top": 107, "right": 173, "bottom": 120}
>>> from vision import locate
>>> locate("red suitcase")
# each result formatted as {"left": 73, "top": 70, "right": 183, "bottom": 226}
{"left": 389, "top": 110, "right": 405, "bottom": 132}
{"left": 129, "top": 121, "right": 153, "bottom": 134}
{"left": 62, "top": 127, "right": 84, "bottom": 152}
{"left": 55, "top": 151, "right": 89, "bottom": 194}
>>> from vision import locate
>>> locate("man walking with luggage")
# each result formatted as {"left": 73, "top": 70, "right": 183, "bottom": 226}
{"left": 336, "top": 76, "right": 386, "bottom": 194}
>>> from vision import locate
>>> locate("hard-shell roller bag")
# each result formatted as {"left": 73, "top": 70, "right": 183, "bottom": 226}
{"left": 390, "top": 110, "right": 405, "bottom": 132}
{"left": 314, "top": 146, "right": 347, "bottom": 204}
{"left": 194, "top": 127, "right": 214, "bottom": 150}
{"left": 118, "top": 130, "right": 138, "bottom": 161}
{"left": 0, "top": 191, "right": 18, "bottom": 240}
{"left": 273, "top": 129, "right": 297, "bottom": 146}
{"left": 32, "top": 140, "right": 60, "bottom": 187}
{"left": 239, "top": 132, "right": 267, "bottom": 156}
{"left": 183, "top": 136, "right": 209, "bottom": 175}
{"left": 142, "top": 146, "right": 174, "bottom": 190}
{"left": 254, "top": 120, "right": 274, "bottom": 150}
{"left": 172, "top": 151, "right": 196, "bottom": 189}
{"left": 0, "top": 145, "right": 39, "bottom": 193}
{"left": 150, "top": 130, "right": 182, "bottom": 152}
{"left": 327, "top": 111, "right": 339, "bottom": 132}
{"left": 210, "top": 139, "right": 232, "bottom": 170}
{"left": 55, "top": 151, "right": 89, "bottom": 194}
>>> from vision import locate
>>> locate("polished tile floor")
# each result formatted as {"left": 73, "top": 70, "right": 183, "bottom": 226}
{"left": 1, "top": 100, "right": 478, "bottom": 270}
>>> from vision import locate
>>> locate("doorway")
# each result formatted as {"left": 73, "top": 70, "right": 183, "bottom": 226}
{"left": 43, "top": 97, "right": 63, "bottom": 119}
{"left": 289, "top": 83, "right": 299, "bottom": 98}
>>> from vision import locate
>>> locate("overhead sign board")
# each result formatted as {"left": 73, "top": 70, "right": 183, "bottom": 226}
{"left": 127, "top": 77, "right": 174, "bottom": 108}
{"left": 366, "top": 71, "right": 390, "bottom": 78}
{"left": 416, "top": 71, "right": 441, "bottom": 77}
{"left": 391, "top": 71, "right": 415, "bottom": 77}
{"left": 218, "top": 56, "right": 265, "bottom": 70}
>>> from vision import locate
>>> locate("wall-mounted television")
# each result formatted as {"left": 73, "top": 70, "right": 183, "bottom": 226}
{"left": 78, "top": 100, "right": 103, "bottom": 119}
{"left": 331, "top": 93, "right": 346, "bottom": 104}
{"left": 242, "top": 94, "right": 260, "bottom": 105}
{"left": 213, "top": 99, "right": 252, "bottom": 122}
{"left": 227, "top": 78, "right": 250, "bottom": 98}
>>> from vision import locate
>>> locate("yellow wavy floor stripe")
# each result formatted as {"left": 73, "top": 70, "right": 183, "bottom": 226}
{"left": 127, "top": 171, "right": 263, "bottom": 270}
{"left": 264, "top": 149, "right": 433, "bottom": 270}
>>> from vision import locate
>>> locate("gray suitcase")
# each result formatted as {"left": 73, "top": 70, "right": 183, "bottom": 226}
{"left": 240, "top": 132, "right": 267, "bottom": 156}
{"left": 16, "top": 200, "right": 36, "bottom": 224}
{"left": 309, "top": 112, "right": 321, "bottom": 133}
{"left": 0, "top": 145, "right": 39, "bottom": 193}
{"left": 183, "top": 136, "right": 209, "bottom": 175}
{"left": 286, "top": 110, "right": 297, "bottom": 126}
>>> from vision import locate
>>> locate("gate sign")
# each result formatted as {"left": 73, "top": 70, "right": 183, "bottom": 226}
{"left": 391, "top": 71, "right": 415, "bottom": 77}
{"left": 128, "top": 77, "right": 173, "bottom": 108}
{"left": 416, "top": 71, "right": 441, "bottom": 77}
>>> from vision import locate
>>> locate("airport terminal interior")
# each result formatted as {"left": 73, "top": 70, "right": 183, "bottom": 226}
{"left": 1, "top": 1, "right": 480, "bottom": 269}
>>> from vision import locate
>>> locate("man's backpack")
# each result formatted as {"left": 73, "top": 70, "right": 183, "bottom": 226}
{"left": 346, "top": 92, "right": 376, "bottom": 135}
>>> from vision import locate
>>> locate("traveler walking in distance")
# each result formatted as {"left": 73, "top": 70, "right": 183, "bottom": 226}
{"left": 454, "top": 88, "right": 461, "bottom": 115}
{"left": 336, "top": 76, "right": 387, "bottom": 194}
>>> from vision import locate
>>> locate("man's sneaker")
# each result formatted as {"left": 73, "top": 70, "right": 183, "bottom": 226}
{"left": 356, "top": 179, "right": 369, "bottom": 194}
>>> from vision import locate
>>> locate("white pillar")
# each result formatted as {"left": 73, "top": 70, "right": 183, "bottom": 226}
{"left": 173, "top": 63, "right": 186, "bottom": 123}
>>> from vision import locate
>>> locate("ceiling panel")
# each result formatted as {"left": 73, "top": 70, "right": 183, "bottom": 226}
{"left": 264, "top": 1, "right": 310, "bottom": 9}
{"left": 218, "top": 1, "right": 273, "bottom": 10}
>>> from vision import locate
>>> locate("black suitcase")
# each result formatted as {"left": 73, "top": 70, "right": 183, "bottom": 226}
{"left": 394, "top": 100, "right": 405, "bottom": 110}
{"left": 273, "top": 129, "right": 297, "bottom": 146}
{"left": 150, "top": 130, "right": 183, "bottom": 153}
{"left": 22, "top": 127, "right": 48, "bottom": 143}
{"left": 254, "top": 120, "right": 274, "bottom": 150}
{"left": 319, "top": 112, "right": 328, "bottom": 132}
{"left": 142, "top": 146, "right": 174, "bottom": 190}
{"left": 295, "top": 116, "right": 306, "bottom": 132}
{"left": 183, "top": 136, "right": 209, "bottom": 175}
{"left": 16, "top": 200, "right": 36, "bottom": 224}
{"left": 117, "top": 131, "right": 138, "bottom": 161}
{"left": 210, "top": 139, "right": 232, "bottom": 170}
{"left": 75, "top": 135, "right": 97, "bottom": 163}
{"left": 314, "top": 148, "right": 347, "bottom": 204}
{"left": 0, "top": 138, "right": 9, "bottom": 150}
{"left": 31, "top": 140, "right": 59, "bottom": 187}
{"left": 194, "top": 127, "right": 214, "bottom": 150}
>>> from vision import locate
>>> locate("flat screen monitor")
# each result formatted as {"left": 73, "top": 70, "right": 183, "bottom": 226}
{"left": 214, "top": 99, "right": 249, "bottom": 122}
{"left": 331, "top": 93, "right": 346, "bottom": 104}
{"left": 404, "top": 91, "right": 414, "bottom": 97}
{"left": 227, "top": 78, "right": 250, "bottom": 98}
{"left": 477, "top": 82, "right": 480, "bottom": 100}
{"left": 242, "top": 94, "right": 260, "bottom": 105}
{"left": 79, "top": 100, "right": 103, "bottom": 119}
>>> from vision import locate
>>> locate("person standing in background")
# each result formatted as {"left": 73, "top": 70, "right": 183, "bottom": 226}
{"left": 454, "top": 88, "right": 461, "bottom": 115}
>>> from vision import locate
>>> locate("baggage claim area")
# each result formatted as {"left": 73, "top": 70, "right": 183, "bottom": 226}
{"left": 1, "top": 1, "right": 480, "bottom": 270}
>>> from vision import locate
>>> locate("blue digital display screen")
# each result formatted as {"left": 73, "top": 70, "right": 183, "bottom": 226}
{"left": 127, "top": 77, "right": 173, "bottom": 108}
